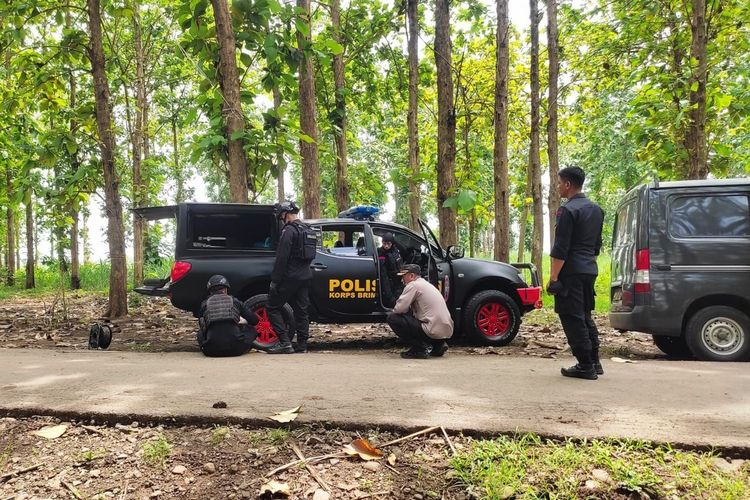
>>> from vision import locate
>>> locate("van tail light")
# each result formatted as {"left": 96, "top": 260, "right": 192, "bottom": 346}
{"left": 634, "top": 249, "right": 651, "bottom": 293}
{"left": 170, "top": 261, "right": 192, "bottom": 283}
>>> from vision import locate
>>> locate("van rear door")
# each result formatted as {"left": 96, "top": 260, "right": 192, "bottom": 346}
{"left": 610, "top": 198, "right": 638, "bottom": 312}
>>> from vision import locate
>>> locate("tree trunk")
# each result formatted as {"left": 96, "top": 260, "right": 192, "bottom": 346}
{"left": 493, "top": 0, "right": 510, "bottom": 263}
{"left": 434, "top": 0, "right": 457, "bottom": 247}
{"left": 297, "top": 0, "right": 321, "bottom": 218}
{"left": 273, "top": 86, "right": 285, "bottom": 202}
{"left": 469, "top": 209, "right": 476, "bottom": 258}
{"left": 331, "top": 0, "right": 350, "bottom": 215}
{"left": 546, "top": 0, "right": 561, "bottom": 251}
{"left": 25, "top": 191, "right": 34, "bottom": 289}
{"left": 87, "top": 0, "right": 128, "bottom": 317}
{"left": 406, "top": 0, "right": 421, "bottom": 231}
{"left": 517, "top": 195, "right": 529, "bottom": 263}
{"left": 172, "top": 117, "right": 186, "bottom": 203}
{"left": 686, "top": 0, "right": 709, "bottom": 179}
{"left": 528, "top": 0, "right": 544, "bottom": 283}
{"left": 210, "top": 0, "right": 249, "bottom": 203}
{"left": 70, "top": 209, "right": 80, "bottom": 289}
{"left": 82, "top": 211, "right": 91, "bottom": 264}
{"left": 132, "top": 0, "right": 147, "bottom": 286}
{"left": 5, "top": 167, "right": 15, "bottom": 286}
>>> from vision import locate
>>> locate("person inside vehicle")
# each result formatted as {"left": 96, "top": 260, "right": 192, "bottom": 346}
{"left": 267, "top": 200, "right": 317, "bottom": 354}
{"left": 378, "top": 232, "right": 404, "bottom": 308}
{"left": 197, "top": 275, "right": 259, "bottom": 357}
{"left": 387, "top": 264, "right": 453, "bottom": 359}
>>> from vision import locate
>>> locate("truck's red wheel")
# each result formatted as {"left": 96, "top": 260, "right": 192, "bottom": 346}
{"left": 244, "top": 294, "right": 295, "bottom": 350}
{"left": 464, "top": 290, "right": 521, "bottom": 346}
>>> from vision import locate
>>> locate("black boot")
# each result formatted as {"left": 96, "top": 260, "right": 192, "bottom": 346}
{"left": 561, "top": 363, "right": 598, "bottom": 380}
{"left": 294, "top": 340, "right": 308, "bottom": 353}
{"left": 592, "top": 350, "right": 603, "bottom": 375}
{"left": 430, "top": 341, "right": 449, "bottom": 357}
{"left": 400, "top": 344, "right": 431, "bottom": 359}
{"left": 267, "top": 333, "right": 294, "bottom": 354}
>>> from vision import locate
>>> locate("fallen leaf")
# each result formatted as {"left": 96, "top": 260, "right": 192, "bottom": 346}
{"left": 611, "top": 357, "right": 637, "bottom": 364}
{"left": 343, "top": 438, "right": 384, "bottom": 461}
{"left": 259, "top": 480, "right": 291, "bottom": 497}
{"left": 312, "top": 489, "right": 330, "bottom": 500}
{"left": 268, "top": 406, "right": 301, "bottom": 423}
{"left": 387, "top": 453, "right": 397, "bottom": 466}
{"left": 31, "top": 424, "right": 68, "bottom": 440}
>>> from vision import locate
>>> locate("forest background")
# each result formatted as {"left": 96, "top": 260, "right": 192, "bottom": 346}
{"left": 0, "top": 0, "right": 748, "bottom": 316}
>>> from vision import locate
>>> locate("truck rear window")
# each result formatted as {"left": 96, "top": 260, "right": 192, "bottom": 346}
{"left": 613, "top": 201, "right": 637, "bottom": 248}
{"left": 189, "top": 213, "right": 274, "bottom": 250}
{"left": 669, "top": 195, "right": 750, "bottom": 238}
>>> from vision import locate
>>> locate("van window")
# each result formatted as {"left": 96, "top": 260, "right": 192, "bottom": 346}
{"left": 613, "top": 201, "right": 636, "bottom": 247}
{"left": 318, "top": 224, "right": 370, "bottom": 257}
{"left": 190, "top": 213, "right": 274, "bottom": 250}
{"left": 669, "top": 195, "right": 750, "bottom": 238}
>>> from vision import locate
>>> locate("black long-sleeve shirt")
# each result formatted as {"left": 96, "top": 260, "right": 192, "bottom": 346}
{"left": 550, "top": 193, "right": 604, "bottom": 277}
{"left": 271, "top": 221, "right": 313, "bottom": 283}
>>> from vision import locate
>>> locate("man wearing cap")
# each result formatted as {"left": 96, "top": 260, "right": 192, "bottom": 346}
{"left": 267, "top": 201, "right": 316, "bottom": 354}
{"left": 198, "top": 274, "right": 259, "bottom": 357}
{"left": 377, "top": 232, "right": 403, "bottom": 308}
{"left": 387, "top": 264, "right": 454, "bottom": 358}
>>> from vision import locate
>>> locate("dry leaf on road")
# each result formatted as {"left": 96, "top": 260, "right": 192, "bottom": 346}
{"left": 259, "top": 480, "right": 291, "bottom": 497}
{"left": 268, "top": 406, "right": 301, "bottom": 423}
{"left": 343, "top": 438, "right": 384, "bottom": 461}
{"left": 31, "top": 424, "right": 68, "bottom": 440}
{"left": 611, "top": 357, "right": 638, "bottom": 364}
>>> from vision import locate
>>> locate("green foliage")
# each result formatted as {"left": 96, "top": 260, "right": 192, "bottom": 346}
{"left": 211, "top": 426, "right": 230, "bottom": 446}
{"left": 451, "top": 434, "right": 750, "bottom": 499}
{"left": 141, "top": 435, "right": 172, "bottom": 467}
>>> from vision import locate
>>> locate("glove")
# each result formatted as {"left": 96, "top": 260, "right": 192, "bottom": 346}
{"left": 269, "top": 282, "right": 278, "bottom": 295}
{"left": 546, "top": 279, "right": 565, "bottom": 296}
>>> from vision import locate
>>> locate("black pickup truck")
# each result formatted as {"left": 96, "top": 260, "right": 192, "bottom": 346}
{"left": 135, "top": 203, "right": 541, "bottom": 347}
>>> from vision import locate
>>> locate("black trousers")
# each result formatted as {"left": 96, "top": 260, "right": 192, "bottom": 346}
{"left": 197, "top": 322, "right": 257, "bottom": 357}
{"left": 554, "top": 274, "right": 600, "bottom": 363}
{"left": 268, "top": 279, "right": 310, "bottom": 345}
{"left": 387, "top": 312, "right": 441, "bottom": 350}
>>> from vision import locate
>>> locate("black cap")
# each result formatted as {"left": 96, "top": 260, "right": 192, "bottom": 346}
{"left": 382, "top": 232, "right": 395, "bottom": 243}
{"left": 207, "top": 274, "right": 230, "bottom": 292}
{"left": 274, "top": 200, "right": 300, "bottom": 219}
{"left": 397, "top": 264, "right": 421, "bottom": 276}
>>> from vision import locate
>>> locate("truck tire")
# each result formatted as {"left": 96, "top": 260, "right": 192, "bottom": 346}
{"left": 685, "top": 306, "right": 750, "bottom": 362}
{"left": 652, "top": 335, "right": 692, "bottom": 359}
{"left": 245, "top": 294, "right": 295, "bottom": 350}
{"left": 464, "top": 290, "right": 521, "bottom": 346}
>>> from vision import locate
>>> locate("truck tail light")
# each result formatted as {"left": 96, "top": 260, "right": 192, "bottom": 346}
{"left": 170, "top": 261, "right": 192, "bottom": 283}
{"left": 634, "top": 249, "right": 650, "bottom": 293}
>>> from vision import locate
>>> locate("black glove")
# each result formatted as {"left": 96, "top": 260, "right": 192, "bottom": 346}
{"left": 546, "top": 279, "right": 565, "bottom": 296}
{"left": 269, "top": 282, "right": 278, "bottom": 295}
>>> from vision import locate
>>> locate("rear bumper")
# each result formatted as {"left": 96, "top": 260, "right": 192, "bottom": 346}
{"left": 609, "top": 306, "right": 681, "bottom": 337}
{"left": 134, "top": 284, "right": 170, "bottom": 297}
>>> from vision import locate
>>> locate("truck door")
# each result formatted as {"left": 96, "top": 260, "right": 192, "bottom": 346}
{"left": 418, "top": 220, "right": 451, "bottom": 297}
{"left": 309, "top": 223, "right": 380, "bottom": 319}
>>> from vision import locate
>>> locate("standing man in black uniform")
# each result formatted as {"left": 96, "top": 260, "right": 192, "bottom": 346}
{"left": 378, "top": 232, "right": 404, "bottom": 308}
{"left": 197, "top": 275, "right": 259, "bottom": 357}
{"left": 547, "top": 166, "right": 605, "bottom": 380}
{"left": 267, "top": 201, "right": 317, "bottom": 354}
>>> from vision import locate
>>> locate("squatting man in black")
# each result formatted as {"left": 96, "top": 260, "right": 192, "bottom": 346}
{"left": 197, "top": 275, "right": 259, "bottom": 357}
{"left": 266, "top": 201, "right": 317, "bottom": 354}
{"left": 547, "top": 166, "right": 605, "bottom": 380}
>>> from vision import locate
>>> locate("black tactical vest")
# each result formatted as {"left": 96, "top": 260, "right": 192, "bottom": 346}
{"left": 203, "top": 294, "right": 241, "bottom": 327}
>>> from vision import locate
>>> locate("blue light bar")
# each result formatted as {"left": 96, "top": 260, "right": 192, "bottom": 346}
{"left": 338, "top": 205, "right": 381, "bottom": 221}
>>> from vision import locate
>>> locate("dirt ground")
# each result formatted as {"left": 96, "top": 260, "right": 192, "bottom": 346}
{"left": 0, "top": 416, "right": 465, "bottom": 500}
{"left": 0, "top": 292, "right": 662, "bottom": 359}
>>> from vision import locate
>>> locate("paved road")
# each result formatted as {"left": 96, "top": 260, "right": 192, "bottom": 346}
{"left": 1, "top": 349, "right": 748, "bottom": 449}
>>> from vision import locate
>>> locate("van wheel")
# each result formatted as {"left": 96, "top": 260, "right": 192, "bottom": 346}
{"left": 685, "top": 306, "right": 750, "bottom": 362}
{"left": 245, "top": 294, "right": 295, "bottom": 350}
{"left": 652, "top": 335, "right": 692, "bottom": 359}
{"left": 464, "top": 290, "right": 521, "bottom": 346}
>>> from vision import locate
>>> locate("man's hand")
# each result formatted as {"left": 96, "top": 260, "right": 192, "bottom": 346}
{"left": 269, "top": 282, "right": 278, "bottom": 295}
{"left": 546, "top": 279, "right": 564, "bottom": 296}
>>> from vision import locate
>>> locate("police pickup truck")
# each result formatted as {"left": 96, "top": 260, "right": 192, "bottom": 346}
{"left": 135, "top": 203, "right": 542, "bottom": 347}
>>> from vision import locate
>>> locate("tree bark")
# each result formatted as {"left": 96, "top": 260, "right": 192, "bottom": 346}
{"left": 87, "top": 0, "right": 128, "bottom": 317}
{"left": 210, "top": 0, "right": 250, "bottom": 203}
{"left": 82, "top": 211, "right": 91, "bottom": 264}
{"left": 132, "top": 0, "right": 146, "bottom": 286}
{"left": 406, "top": 0, "right": 421, "bottom": 231}
{"left": 686, "top": 0, "right": 709, "bottom": 179}
{"left": 5, "top": 167, "right": 15, "bottom": 286}
{"left": 546, "top": 0, "right": 561, "bottom": 252}
{"left": 331, "top": 0, "right": 350, "bottom": 215}
{"left": 172, "top": 117, "right": 186, "bottom": 203}
{"left": 528, "top": 0, "right": 544, "bottom": 283}
{"left": 24, "top": 189, "right": 34, "bottom": 289}
{"left": 493, "top": 0, "right": 510, "bottom": 262}
{"left": 517, "top": 194, "right": 529, "bottom": 263}
{"left": 434, "top": 0, "right": 457, "bottom": 247}
{"left": 297, "top": 0, "right": 321, "bottom": 218}
{"left": 273, "top": 86, "right": 285, "bottom": 202}
{"left": 70, "top": 209, "right": 80, "bottom": 289}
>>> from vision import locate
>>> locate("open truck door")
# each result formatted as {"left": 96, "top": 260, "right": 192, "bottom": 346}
{"left": 132, "top": 205, "right": 178, "bottom": 297}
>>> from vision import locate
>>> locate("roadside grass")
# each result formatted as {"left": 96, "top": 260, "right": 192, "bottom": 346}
{"left": 78, "top": 448, "right": 107, "bottom": 463}
{"left": 142, "top": 435, "right": 172, "bottom": 467}
{"left": 211, "top": 426, "right": 230, "bottom": 446}
{"left": 451, "top": 434, "right": 750, "bottom": 499}
{"left": 249, "top": 428, "right": 291, "bottom": 447}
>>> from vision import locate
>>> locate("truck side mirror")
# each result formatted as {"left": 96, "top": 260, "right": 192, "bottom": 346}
{"left": 447, "top": 245, "right": 465, "bottom": 260}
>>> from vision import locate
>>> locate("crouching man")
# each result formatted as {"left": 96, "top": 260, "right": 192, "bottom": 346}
{"left": 387, "top": 264, "right": 453, "bottom": 359}
{"left": 197, "top": 275, "right": 259, "bottom": 357}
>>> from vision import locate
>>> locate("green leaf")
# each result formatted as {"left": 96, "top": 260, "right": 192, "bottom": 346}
{"left": 318, "top": 38, "right": 344, "bottom": 56}
{"left": 295, "top": 20, "right": 310, "bottom": 37}
{"left": 299, "top": 133, "right": 316, "bottom": 144}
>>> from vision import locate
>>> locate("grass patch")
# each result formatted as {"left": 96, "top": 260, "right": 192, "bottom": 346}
{"left": 249, "top": 428, "right": 291, "bottom": 447}
{"left": 451, "top": 434, "right": 750, "bottom": 499}
{"left": 211, "top": 426, "right": 230, "bottom": 446}
{"left": 78, "top": 448, "right": 106, "bottom": 462}
{"left": 142, "top": 436, "right": 172, "bottom": 467}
